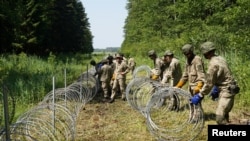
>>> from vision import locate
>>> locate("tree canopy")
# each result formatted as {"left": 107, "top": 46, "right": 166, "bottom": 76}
{"left": 0, "top": 0, "right": 93, "bottom": 55}
{"left": 122, "top": 0, "right": 250, "bottom": 58}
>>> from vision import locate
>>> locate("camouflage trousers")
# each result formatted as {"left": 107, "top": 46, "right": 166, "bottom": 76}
{"left": 111, "top": 78, "right": 126, "bottom": 99}
{"left": 101, "top": 81, "right": 111, "bottom": 98}
{"left": 216, "top": 90, "right": 235, "bottom": 125}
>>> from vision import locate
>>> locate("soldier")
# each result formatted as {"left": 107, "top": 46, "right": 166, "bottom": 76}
{"left": 108, "top": 54, "right": 130, "bottom": 103}
{"left": 148, "top": 50, "right": 165, "bottom": 81}
{"left": 120, "top": 53, "right": 128, "bottom": 64}
{"left": 190, "top": 41, "right": 240, "bottom": 125}
{"left": 175, "top": 44, "right": 206, "bottom": 96}
{"left": 160, "top": 50, "right": 182, "bottom": 110}
{"left": 175, "top": 44, "right": 206, "bottom": 122}
{"left": 99, "top": 59, "right": 113, "bottom": 102}
{"left": 128, "top": 56, "right": 136, "bottom": 75}
{"left": 161, "top": 50, "right": 182, "bottom": 86}
{"left": 107, "top": 55, "right": 116, "bottom": 97}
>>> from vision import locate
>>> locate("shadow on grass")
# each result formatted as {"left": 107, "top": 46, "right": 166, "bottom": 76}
{"left": 204, "top": 112, "right": 216, "bottom": 121}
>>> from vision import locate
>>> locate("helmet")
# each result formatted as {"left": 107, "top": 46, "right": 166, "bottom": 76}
{"left": 182, "top": 44, "right": 193, "bottom": 54}
{"left": 200, "top": 41, "right": 216, "bottom": 54}
{"left": 115, "top": 54, "right": 123, "bottom": 59}
{"left": 164, "top": 50, "right": 173, "bottom": 56}
{"left": 148, "top": 50, "right": 156, "bottom": 56}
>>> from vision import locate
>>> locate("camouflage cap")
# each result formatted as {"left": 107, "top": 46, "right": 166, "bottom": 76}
{"left": 148, "top": 50, "right": 156, "bottom": 56}
{"left": 182, "top": 44, "right": 193, "bottom": 54}
{"left": 164, "top": 50, "right": 173, "bottom": 56}
{"left": 200, "top": 41, "right": 216, "bottom": 54}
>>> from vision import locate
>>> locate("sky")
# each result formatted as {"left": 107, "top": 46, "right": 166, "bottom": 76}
{"left": 80, "top": 0, "right": 128, "bottom": 49}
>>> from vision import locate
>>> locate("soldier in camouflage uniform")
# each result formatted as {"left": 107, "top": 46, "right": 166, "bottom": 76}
{"left": 107, "top": 55, "right": 116, "bottom": 96}
{"left": 128, "top": 56, "right": 136, "bottom": 75}
{"left": 175, "top": 44, "right": 206, "bottom": 96}
{"left": 99, "top": 59, "right": 113, "bottom": 102}
{"left": 108, "top": 54, "right": 130, "bottom": 103}
{"left": 191, "top": 41, "right": 239, "bottom": 125}
{"left": 175, "top": 44, "right": 206, "bottom": 122}
{"left": 161, "top": 50, "right": 182, "bottom": 86}
{"left": 160, "top": 50, "right": 182, "bottom": 110}
{"left": 148, "top": 50, "right": 165, "bottom": 81}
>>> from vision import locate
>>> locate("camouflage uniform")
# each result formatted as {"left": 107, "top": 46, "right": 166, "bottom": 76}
{"left": 160, "top": 50, "right": 182, "bottom": 110}
{"left": 128, "top": 57, "right": 136, "bottom": 75}
{"left": 107, "top": 55, "right": 116, "bottom": 96}
{"left": 176, "top": 44, "right": 206, "bottom": 96}
{"left": 199, "top": 41, "right": 238, "bottom": 125}
{"left": 161, "top": 50, "right": 182, "bottom": 86}
{"left": 109, "top": 54, "right": 130, "bottom": 103}
{"left": 148, "top": 50, "right": 165, "bottom": 81}
{"left": 174, "top": 44, "right": 206, "bottom": 122}
{"left": 99, "top": 59, "right": 112, "bottom": 99}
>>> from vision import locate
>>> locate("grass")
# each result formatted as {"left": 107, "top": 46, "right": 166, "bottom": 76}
{"left": 0, "top": 53, "right": 249, "bottom": 140}
{"left": 75, "top": 71, "right": 250, "bottom": 141}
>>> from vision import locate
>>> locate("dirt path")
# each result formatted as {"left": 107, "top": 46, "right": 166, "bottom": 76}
{"left": 75, "top": 96, "right": 155, "bottom": 141}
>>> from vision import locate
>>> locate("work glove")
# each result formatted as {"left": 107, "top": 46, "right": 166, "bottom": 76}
{"left": 111, "top": 74, "right": 116, "bottom": 80}
{"left": 193, "top": 81, "right": 203, "bottom": 94}
{"left": 190, "top": 93, "right": 203, "bottom": 105}
{"left": 175, "top": 80, "right": 185, "bottom": 88}
{"left": 151, "top": 74, "right": 159, "bottom": 80}
{"left": 210, "top": 86, "right": 219, "bottom": 101}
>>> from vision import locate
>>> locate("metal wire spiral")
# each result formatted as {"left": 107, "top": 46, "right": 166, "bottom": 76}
{"left": 0, "top": 68, "right": 98, "bottom": 141}
{"left": 126, "top": 66, "right": 204, "bottom": 141}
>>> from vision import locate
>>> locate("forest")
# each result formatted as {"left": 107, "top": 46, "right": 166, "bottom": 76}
{"left": 0, "top": 0, "right": 250, "bottom": 140}
{"left": 0, "top": 0, "right": 93, "bottom": 55}
{"left": 122, "top": 0, "right": 250, "bottom": 58}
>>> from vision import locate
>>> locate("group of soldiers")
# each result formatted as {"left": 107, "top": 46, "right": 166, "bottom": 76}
{"left": 90, "top": 41, "right": 239, "bottom": 125}
{"left": 90, "top": 53, "right": 136, "bottom": 103}
{"left": 148, "top": 41, "right": 240, "bottom": 125}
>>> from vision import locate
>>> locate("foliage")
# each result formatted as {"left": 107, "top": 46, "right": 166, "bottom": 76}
{"left": 121, "top": 0, "right": 250, "bottom": 107}
{"left": 0, "top": 53, "right": 105, "bottom": 104}
{"left": 122, "top": 0, "right": 250, "bottom": 58}
{"left": 0, "top": 0, "right": 93, "bottom": 55}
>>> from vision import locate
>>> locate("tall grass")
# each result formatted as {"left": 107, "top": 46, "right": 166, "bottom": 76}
{"left": 0, "top": 52, "right": 105, "bottom": 118}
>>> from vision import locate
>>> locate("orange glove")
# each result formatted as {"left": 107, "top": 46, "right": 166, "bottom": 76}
{"left": 151, "top": 74, "right": 159, "bottom": 80}
{"left": 193, "top": 81, "right": 203, "bottom": 94}
{"left": 175, "top": 80, "right": 185, "bottom": 88}
{"left": 111, "top": 74, "right": 116, "bottom": 80}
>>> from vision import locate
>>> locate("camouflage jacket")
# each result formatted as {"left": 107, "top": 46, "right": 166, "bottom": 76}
{"left": 200, "top": 55, "right": 235, "bottom": 95}
{"left": 113, "top": 61, "right": 129, "bottom": 79}
{"left": 161, "top": 58, "right": 182, "bottom": 86}
{"left": 99, "top": 64, "right": 112, "bottom": 82}
{"left": 180, "top": 55, "right": 206, "bottom": 87}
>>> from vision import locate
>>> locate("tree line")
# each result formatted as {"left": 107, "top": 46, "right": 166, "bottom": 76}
{"left": 121, "top": 0, "right": 250, "bottom": 59}
{"left": 0, "top": 0, "right": 93, "bottom": 56}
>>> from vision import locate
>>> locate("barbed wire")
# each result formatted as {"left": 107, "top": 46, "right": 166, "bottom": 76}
{"left": 126, "top": 66, "right": 204, "bottom": 141}
{"left": 0, "top": 65, "right": 204, "bottom": 141}
{"left": 0, "top": 68, "right": 98, "bottom": 141}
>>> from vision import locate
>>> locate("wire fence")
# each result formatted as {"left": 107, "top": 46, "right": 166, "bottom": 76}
{"left": 126, "top": 65, "right": 204, "bottom": 141}
{"left": 0, "top": 65, "right": 204, "bottom": 141}
{"left": 0, "top": 68, "right": 98, "bottom": 141}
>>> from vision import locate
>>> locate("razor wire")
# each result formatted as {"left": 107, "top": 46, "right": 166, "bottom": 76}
{"left": 126, "top": 66, "right": 204, "bottom": 141}
{"left": 0, "top": 68, "right": 99, "bottom": 141}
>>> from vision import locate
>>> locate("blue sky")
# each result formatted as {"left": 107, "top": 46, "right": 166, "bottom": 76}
{"left": 80, "top": 0, "right": 128, "bottom": 49}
